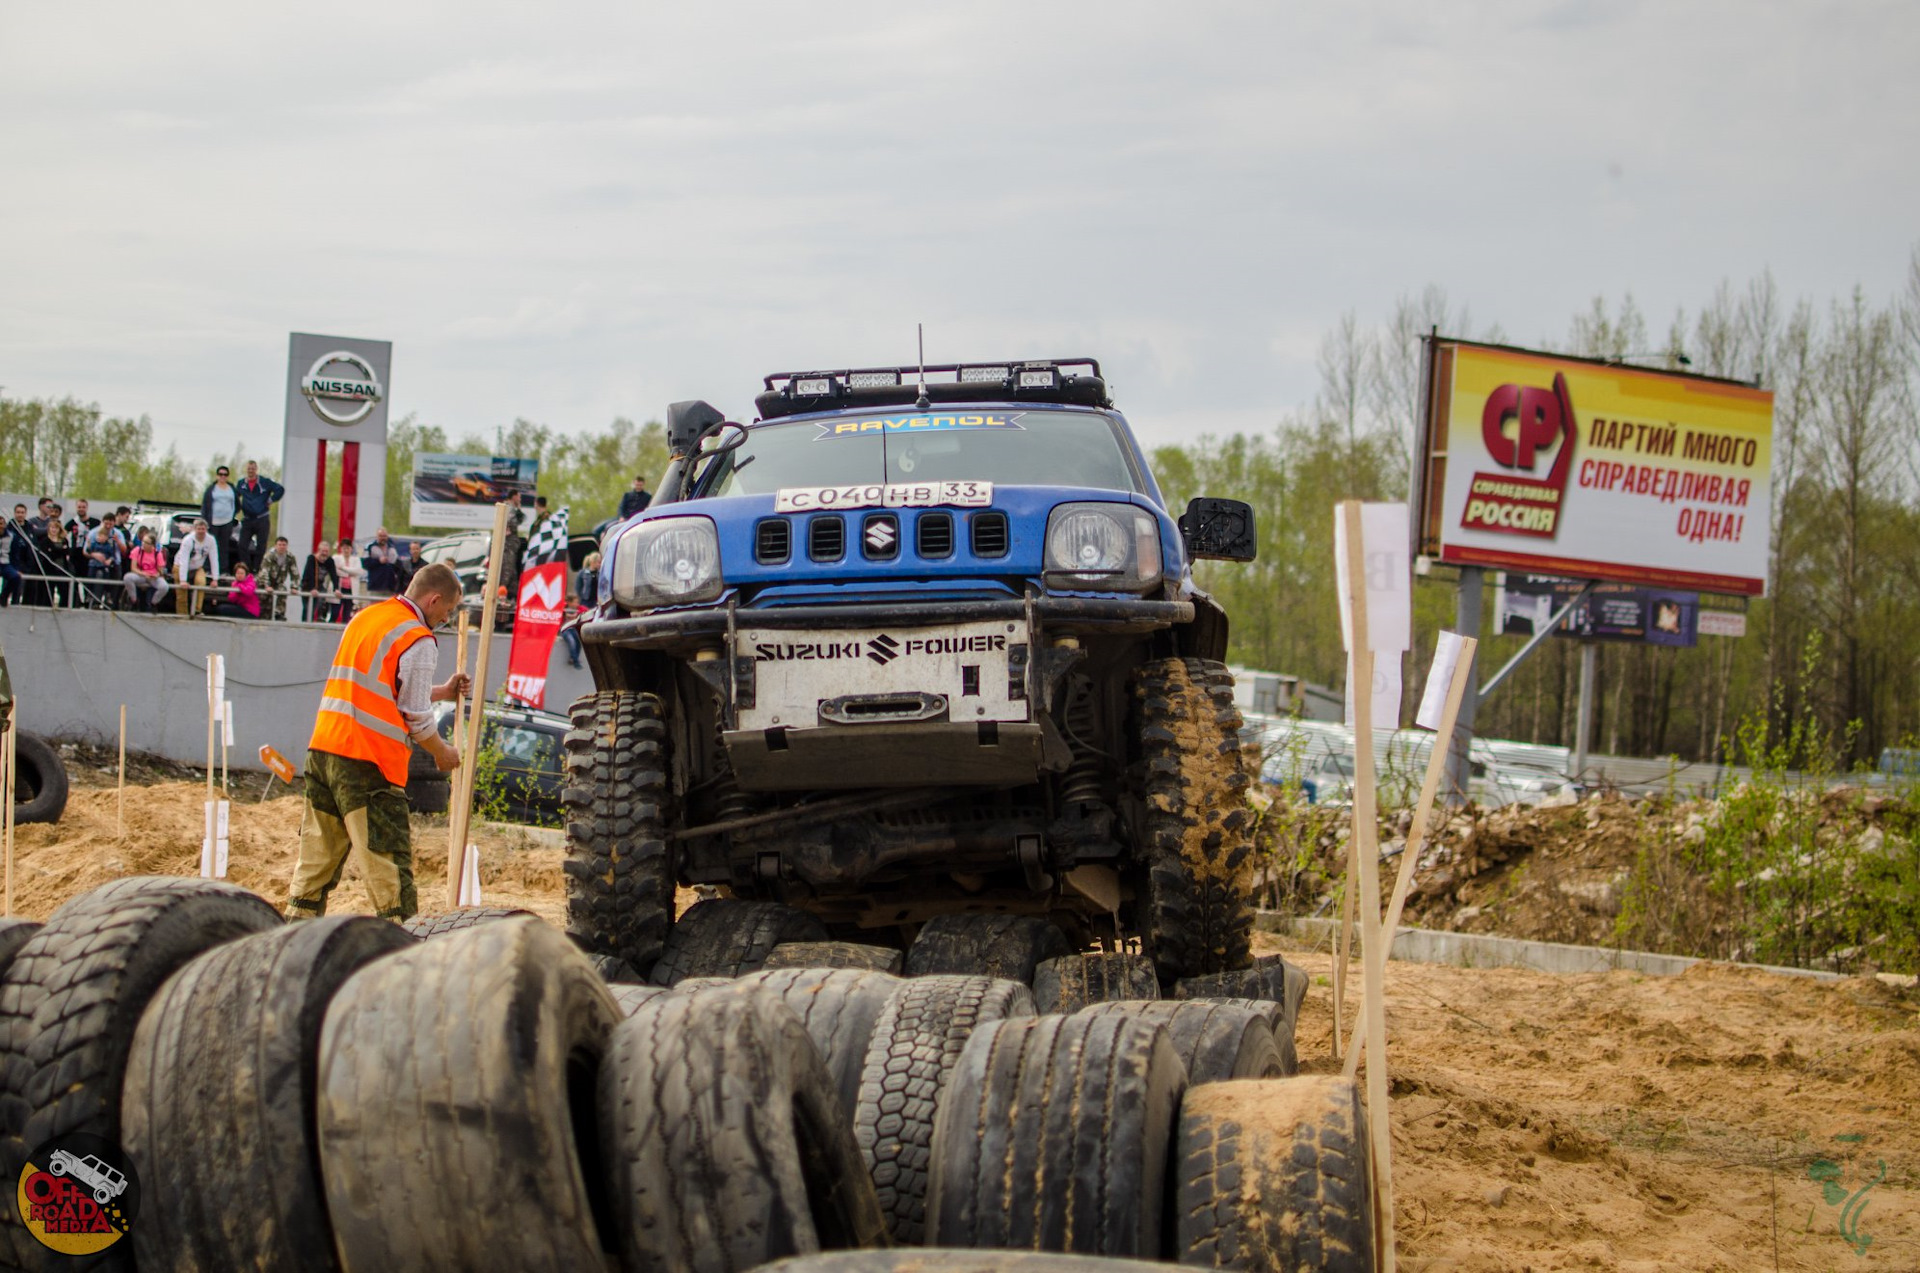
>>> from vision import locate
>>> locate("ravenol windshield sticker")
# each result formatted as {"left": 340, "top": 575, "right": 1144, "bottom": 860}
{"left": 812, "top": 413, "right": 1025, "bottom": 440}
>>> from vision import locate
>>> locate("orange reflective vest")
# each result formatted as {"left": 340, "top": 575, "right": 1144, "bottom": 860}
{"left": 310, "top": 596, "right": 435, "bottom": 786}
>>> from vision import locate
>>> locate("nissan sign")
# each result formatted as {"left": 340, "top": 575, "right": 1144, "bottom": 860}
{"left": 301, "top": 350, "right": 384, "bottom": 426}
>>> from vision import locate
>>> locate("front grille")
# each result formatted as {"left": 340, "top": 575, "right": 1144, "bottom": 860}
{"left": 808, "top": 515, "right": 845, "bottom": 561}
{"left": 916, "top": 512, "right": 954, "bottom": 558}
{"left": 755, "top": 518, "right": 791, "bottom": 564}
{"left": 970, "top": 511, "right": 1009, "bottom": 558}
{"left": 862, "top": 513, "right": 900, "bottom": 560}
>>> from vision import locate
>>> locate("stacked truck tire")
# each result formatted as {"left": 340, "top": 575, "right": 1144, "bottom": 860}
{"left": 0, "top": 880, "right": 1376, "bottom": 1272}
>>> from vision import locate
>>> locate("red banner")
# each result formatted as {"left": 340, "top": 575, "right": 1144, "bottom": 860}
{"left": 504, "top": 561, "right": 568, "bottom": 708}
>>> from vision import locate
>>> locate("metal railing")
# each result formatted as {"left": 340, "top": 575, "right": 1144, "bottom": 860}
{"left": 0, "top": 570, "right": 515, "bottom": 630}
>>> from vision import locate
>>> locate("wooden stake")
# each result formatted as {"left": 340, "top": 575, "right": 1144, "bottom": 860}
{"left": 1331, "top": 813, "right": 1358, "bottom": 1060}
{"left": 447, "top": 501, "right": 512, "bottom": 906}
{"left": 447, "top": 607, "right": 471, "bottom": 890}
{"left": 3, "top": 718, "right": 15, "bottom": 917}
{"left": 1345, "top": 633, "right": 1478, "bottom": 1081}
{"left": 117, "top": 704, "right": 127, "bottom": 839}
{"left": 1339, "top": 500, "right": 1397, "bottom": 1273}
{"left": 205, "top": 655, "right": 217, "bottom": 878}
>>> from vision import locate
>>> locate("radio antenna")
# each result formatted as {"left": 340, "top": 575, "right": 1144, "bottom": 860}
{"left": 916, "top": 323, "right": 930, "bottom": 410}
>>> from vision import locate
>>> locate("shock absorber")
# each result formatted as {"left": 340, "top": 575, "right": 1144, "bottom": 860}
{"left": 1057, "top": 677, "right": 1107, "bottom": 811}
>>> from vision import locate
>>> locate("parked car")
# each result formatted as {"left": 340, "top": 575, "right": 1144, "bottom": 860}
{"left": 405, "top": 701, "right": 568, "bottom": 826}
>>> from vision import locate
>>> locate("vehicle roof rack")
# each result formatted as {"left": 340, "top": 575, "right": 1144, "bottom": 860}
{"left": 755, "top": 357, "right": 1110, "bottom": 420}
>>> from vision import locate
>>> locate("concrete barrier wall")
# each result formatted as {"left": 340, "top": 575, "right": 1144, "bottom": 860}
{"left": 1, "top": 606, "right": 595, "bottom": 773}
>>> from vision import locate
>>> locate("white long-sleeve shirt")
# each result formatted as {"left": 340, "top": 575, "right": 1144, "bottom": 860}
{"left": 175, "top": 533, "right": 220, "bottom": 581}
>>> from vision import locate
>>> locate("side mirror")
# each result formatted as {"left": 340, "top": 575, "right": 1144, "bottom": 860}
{"left": 667, "top": 400, "right": 726, "bottom": 456}
{"left": 1179, "top": 497, "right": 1257, "bottom": 563}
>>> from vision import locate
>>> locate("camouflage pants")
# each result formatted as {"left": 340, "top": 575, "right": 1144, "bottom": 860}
{"left": 286, "top": 749, "right": 416, "bottom": 920}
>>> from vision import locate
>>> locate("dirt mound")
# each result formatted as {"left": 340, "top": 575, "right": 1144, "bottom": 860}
{"left": 8, "top": 782, "right": 565, "bottom": 925}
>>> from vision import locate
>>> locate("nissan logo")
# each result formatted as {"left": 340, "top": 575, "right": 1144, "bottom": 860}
{"left": 301, "top": 350, "right": 384, "bottom": 426}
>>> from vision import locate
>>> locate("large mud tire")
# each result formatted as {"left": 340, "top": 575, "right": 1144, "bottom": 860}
{"left": 399, "top": 905, "right": 532, "bottom": 938}
{"left": 12, "top": 732, "right": 68, "bottom": 826}
{"left": 599, "top": 986, "right": 889, "bottom": 1272}
{"left": 563, "top": 690, "right": 675, "bottom": 976}
{"left": 765, "top": 941, "right": 905, "bottom": 975}
{"left": 1078, "top": 1000, "right": 1282, "bottom": 1083}
{"left": 730, "top": 968, "right": 904, "bottom": 1120}
{"left": 759, "top": 1255, "right": 1170, "bottom": 1273}
{"left": 123, "top": 917, "right": 413, "bottom": 1273}
{"left": 928, "top": 1013, "right": 1186, "bottom": 1258}
{"left": 0, "top": 877, "right": 281, "bottom": 1268}
{"left": 903, "top": 913, "right": 1072, "bottom": 983}
{"left": 1032, "top": 952, "right": 1160, "bottom": 1014}
{"left": 649, "top": 898, "right": 830, "bottom": 986}
{"left": 1126, "top": 658, "right": 1254, "bottom": 984}
{"left": 316, "top": 917, "right": 620, "bottom": 1272}
{"left": 1173, "top": 1077, "right": 1376, "bottom": 1272}
{"left": 854, "top": 975, "right": 1037, "bottom": 1244}
{"left": 1175, "top": 955, "right": 1310, "bottom": 1075}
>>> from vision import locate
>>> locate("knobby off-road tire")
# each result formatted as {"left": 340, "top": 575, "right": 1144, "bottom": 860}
{"left": 1078, "top": 1001, "right": 1282, "bottom": 1083}
{"left": 1127, "top": 658, "right": 1254, "bottom": 984}
{"left": 317, "top": 917, "right": 621, "bottom": 1273}
{"left": 587, "top": 952, "right": 643, "bottom": 983}
{"left": 1176, "top": 955, "right": 1310, "bottom": 1076}
{"left": 854, "top": 975, "right": 1037, "bottom": 1245}
{"left": 599, "top": 986, "right": 889, "bottom": 1273}
{"left": 928, "top": 1013, "right": 1187, "bottom": 1258}
{"left": 0, "top": 877, "right": 281, "bottom": 1268}
{"left": 765, "top": 941, "right": 905, "bottom": 975}
{"left": 563, "top": 690, "right": 675, "bottom": 976}
{"left": 649, "top": 898, "right": 830, "bottom": 986}
{"left": 123, "top": 917, "right": 413, "bottom": 1273}
{"left": 760, "top": 1254, "right": 1171, "bottom": 1273}
{"left": 903, "top": 913, "right": 1073, "bottom": 983}
{"left": 728, "top": 968, "right": 904, "bottom": 1122}
{"left": 1173, "top": 1078, "right": 1375, "bottom": 1272}
{"left": 12, "top": 732, "right": 69, "bottom": 825}
{"left": 399, "top": 905, "right": 532, "bottom": 939}
{"left": 1032, "top": 952, "right": 1159, "bottom": 1014}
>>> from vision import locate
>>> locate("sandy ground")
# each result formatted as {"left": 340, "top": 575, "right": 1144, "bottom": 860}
{"left": 11, "top": 781, "right": 1919, "bottom": 1271}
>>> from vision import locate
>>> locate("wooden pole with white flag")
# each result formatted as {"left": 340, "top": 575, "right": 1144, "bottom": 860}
{"left": 447, "top": 501, "right": 513, "bottom": 906}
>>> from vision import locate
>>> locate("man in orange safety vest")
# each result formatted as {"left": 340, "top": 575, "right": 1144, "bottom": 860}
{"left": 285, "top": 562, "right": 468, "bottom": 919}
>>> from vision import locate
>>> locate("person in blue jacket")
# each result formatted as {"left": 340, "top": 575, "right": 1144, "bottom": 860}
{"left": 230, "top": 460, "right": 285, "bottom": 572}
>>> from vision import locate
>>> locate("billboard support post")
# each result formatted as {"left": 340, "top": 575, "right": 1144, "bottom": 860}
{"left": 1446, "top": 567, "right": 1482, "bottom": 807}
{"left": 1574, "top": 641, "right": 1598, "bottom": 779}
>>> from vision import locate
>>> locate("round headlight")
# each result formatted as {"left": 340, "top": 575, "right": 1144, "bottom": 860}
{"left": 611, "top": 516, "right": 723, "bottom": 610}
{"left": 1042, "top": 502, "right": 1163, "bottom": 592}
{"left": 1047, "top": 509, "right": 1129, "bottom": 576}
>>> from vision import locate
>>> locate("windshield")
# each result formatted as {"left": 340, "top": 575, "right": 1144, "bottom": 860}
{"left": 702, "top": 410, "right": 1140, "bottom": 497}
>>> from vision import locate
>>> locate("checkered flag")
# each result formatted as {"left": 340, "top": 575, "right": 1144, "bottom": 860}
{"left": 522, "top": 505, "right": 569, "bottom": 568}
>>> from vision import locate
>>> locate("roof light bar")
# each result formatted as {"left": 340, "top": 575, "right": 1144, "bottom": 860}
{"left": 958, "top": 366, "right": 1009, "bottom": 383}
{"left": 1018, "top": 365, "right": 1059, "bottom": 389}
{"left": 793, "top": 377, "right": 835, "bottom": 396}
{"left": 847, "top": 370, "right": 901, "bottom": 388}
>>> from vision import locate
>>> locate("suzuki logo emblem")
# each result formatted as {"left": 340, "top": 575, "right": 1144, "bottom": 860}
{"left": 864, "top": 518, "right": 897, "bottom": 554}
{"left": 866, "top": 633, "right": 901, "bottom": 665}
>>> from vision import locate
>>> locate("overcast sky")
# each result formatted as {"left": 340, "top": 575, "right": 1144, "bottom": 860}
{"left": 3, "top": 1, "right": 1916, "bottom": 461}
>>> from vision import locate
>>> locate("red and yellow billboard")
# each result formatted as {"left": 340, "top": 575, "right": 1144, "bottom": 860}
{"left": 1417, "top": 341, "right": 1775, "bottom": 596}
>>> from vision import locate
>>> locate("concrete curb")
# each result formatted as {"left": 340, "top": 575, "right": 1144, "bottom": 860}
{"left": 1258, "top": 910, "right": 1846, "bottom": 983}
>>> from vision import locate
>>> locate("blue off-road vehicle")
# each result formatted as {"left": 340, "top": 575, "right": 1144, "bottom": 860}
{"left": 566, "top": 358, "right": 1258, "bottom": 983}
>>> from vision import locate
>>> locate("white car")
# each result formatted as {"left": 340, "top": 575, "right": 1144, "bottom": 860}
{"left": 48, "top": 1150, "right": 129, "bottom": 1205}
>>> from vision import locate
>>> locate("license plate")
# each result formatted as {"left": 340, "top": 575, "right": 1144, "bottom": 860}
{"left": 736, "top": 620, "right": 1028, "bottom": 729}
{"left": 773, "top": 481, "right": 993, "bottom": 513}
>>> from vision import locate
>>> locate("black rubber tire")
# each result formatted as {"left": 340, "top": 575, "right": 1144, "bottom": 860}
{"left": 0, "top": 920, "right": 40, "bottom": 987}
{"left": 1173, "top": 1078, "right": 1375, "bottom": 1272}
{"left": 611, "top": 983, "right": 671, "bottom": 1016}
{"left": 12, "top": 732, "right": 68, "bottom": 825}
{"left": 0, "top": 877, "right": 282, "bottom": 1267}
{"left": 316, "top": 916, "right": 621, "bottom": 1272}
{"left": 398, "top": 905, "right": 532, "bottom": 938}
{"left": 406, "top": 775, "right": 451, "bottom": 815}
{"left": 928, "top": 1013, "right": 1187, "bottom": 1258}
{"left": 764, "top": 941, "right": 905, "bottom": 975}
{"left": 1174, "top": 955, "right": 1310, "bottom": 1076}
{"left": 1078, "top": 1000, "right": 1282, "bottom": 1083}
{"left": 730, "top": 968, "right": 904, "bottom": 1121}
{"left": 1126, "top": 658, "right": 1254, "bottom": 984}
{"left": 598, "top": 985, "right": 890, "bottom": 1272}
{"left": 903, "top": 913, "right": 1072, "bottom": 983}
{"left": 563, "top": 689, "right": 676, "bottom": 975}
{"left": 649, "top": 898, "right": 830, "bottom": 986}
{"left": 1031, "top": 952, "right": 1160, "bottom": 1014}
{"left": 759, "top": 1254, "right": 1171, "bottom": 1273}
{"left": 854, "top": 974, "right": 1037, "bottom": 1245}
{"left": 587, "top": 952, "right": 643, "bottom": 983}
{"left": 123, "top": 917, "right": 414, "bottom": 1273}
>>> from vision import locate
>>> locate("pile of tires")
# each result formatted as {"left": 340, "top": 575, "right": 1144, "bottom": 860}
{"left": 0, "top": 882, "right": 1370, "bottom": 1272}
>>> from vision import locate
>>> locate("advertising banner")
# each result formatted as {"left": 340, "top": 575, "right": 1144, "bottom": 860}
{"left": 503, "top": 563, "right": 567, "bottom": 708}
{"left": 1496, "top": 574, "right": 1699, "bottom": 648}
{"left": 1417, "top": 341, "right": 1774, "bottom": 596}
{"left": 409, "top": 453, "right": 539, "bottom": 529}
